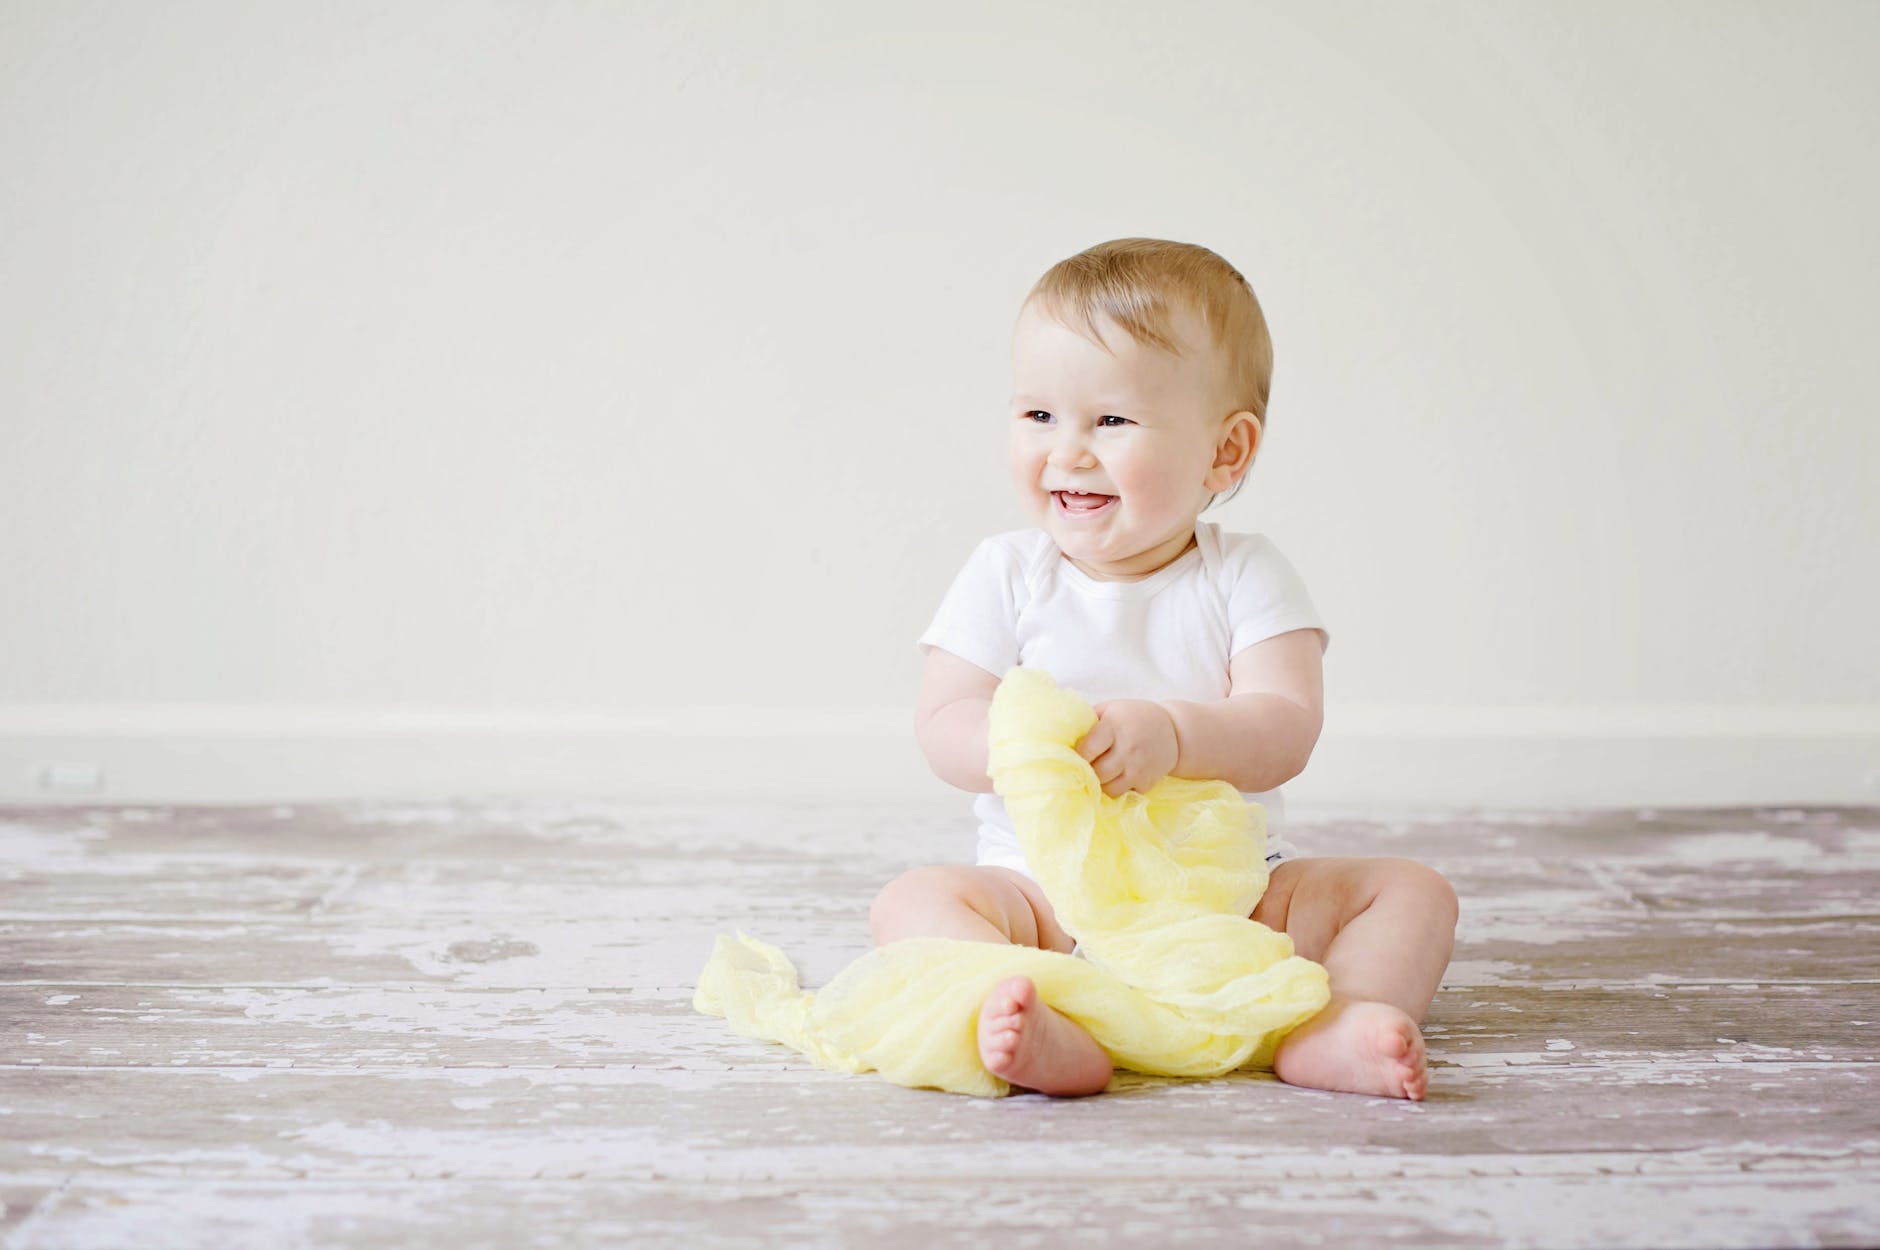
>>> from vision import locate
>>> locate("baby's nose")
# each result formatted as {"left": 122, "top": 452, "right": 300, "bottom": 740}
{"left": 1048, "top": 434, "right": 1096, "bottom": 467}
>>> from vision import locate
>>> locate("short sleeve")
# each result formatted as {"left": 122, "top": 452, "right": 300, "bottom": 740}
{"left": 917, "top": 537, "right": 1022, "bottom": 680}
{"left": 1225, "top": 534, "right": 1332, "bottom": 659}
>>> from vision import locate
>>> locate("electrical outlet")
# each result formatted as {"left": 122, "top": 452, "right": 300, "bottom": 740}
{"left": 39, "top": 763, "right": 104, "bottom": 793}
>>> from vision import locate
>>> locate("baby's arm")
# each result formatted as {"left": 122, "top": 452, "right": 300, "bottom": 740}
{"left": 914, "top": 646, "right": 1000, "bottom": 792}
{"left": 1163, "top": 628, "right": 1325, "bottom": 794}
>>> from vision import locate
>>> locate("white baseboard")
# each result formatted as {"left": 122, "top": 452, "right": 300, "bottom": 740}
{"left": 2, "top": 704, "right": 1877, "bottom": 808}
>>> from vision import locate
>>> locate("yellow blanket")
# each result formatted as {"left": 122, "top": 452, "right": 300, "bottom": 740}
{"left": 693, "top": 665, "right": 1331, "bottom": 1097}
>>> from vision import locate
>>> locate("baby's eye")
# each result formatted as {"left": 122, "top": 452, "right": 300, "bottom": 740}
{"left": 1021, "top": 411, "right": 1132, "bottom": 427}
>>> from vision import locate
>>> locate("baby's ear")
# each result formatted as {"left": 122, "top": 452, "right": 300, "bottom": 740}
{"left": 1210, "top": 411, "right": 1261, "bottom": 483}
{"left": 1224, "top": 410, "right": 1261, "bottom": 455}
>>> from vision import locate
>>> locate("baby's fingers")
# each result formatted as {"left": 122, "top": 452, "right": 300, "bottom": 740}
{"left": 1093, "top": 757, "right": 1137, "bottom": 797}
{"left": 1075, "top": 721, "right": 1112, "bottom": 763}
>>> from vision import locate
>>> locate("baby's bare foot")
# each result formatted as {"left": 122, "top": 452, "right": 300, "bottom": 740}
{"left": 977, "top": 975, "right": 1113, "bottom": 1097}
{"left": 1272, "top": 997, "right": 1429, "bottom": 1100}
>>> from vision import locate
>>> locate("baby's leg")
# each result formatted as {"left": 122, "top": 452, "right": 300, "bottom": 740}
{"left": 869, "top": 865, "right": 1109, "bottom": 1096}
{"left": 1251, "top": 856, "right": 1460, "bottom": 1101}
{"left": 869, "top": 864, "right": 1075, "bottom": 950}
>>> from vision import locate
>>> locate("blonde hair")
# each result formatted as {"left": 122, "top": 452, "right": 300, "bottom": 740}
{"left": 1022, "top": 237, "right": 1273, "bottom": 510}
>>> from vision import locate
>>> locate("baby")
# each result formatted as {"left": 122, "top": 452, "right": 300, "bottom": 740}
{"left": 871, "top": 237, "right": 1459, "bottom": 1100}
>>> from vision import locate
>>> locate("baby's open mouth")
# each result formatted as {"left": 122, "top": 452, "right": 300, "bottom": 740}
{"left": 1054, "top": 491, "right": 1117, "bottom": 516}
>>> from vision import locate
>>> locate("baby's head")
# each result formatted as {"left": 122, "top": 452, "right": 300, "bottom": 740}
{"left": 1008, "top": 237, "right": 1273, "bottom": 582}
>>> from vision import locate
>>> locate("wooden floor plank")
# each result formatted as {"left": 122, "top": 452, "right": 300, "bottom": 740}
{"left": 3, "top": 1063, "right": 1876, "bottom": 1183}
{"left": 9, "top": 800, "right": 1870, "bottom": 872}
{"left": 4, "top": 841, "right": 1640, "bottom": 924}
{"left": 5, "top": 982, "right": 1876, "bottom": 1070}
{"left": 7, "top": 910, "right": 1876, "bottom": 992}
{"left": 7, "top": 1171, "right": 1875, "bottom": 1250}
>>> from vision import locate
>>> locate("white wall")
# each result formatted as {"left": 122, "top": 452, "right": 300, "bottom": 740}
{"left": 2, "top": 1, "right": 1876, "bottom": 807}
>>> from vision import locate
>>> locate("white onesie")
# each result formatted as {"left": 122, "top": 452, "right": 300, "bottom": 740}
{"left": 917, "top": 520, "right": 1331, "bottom": 879}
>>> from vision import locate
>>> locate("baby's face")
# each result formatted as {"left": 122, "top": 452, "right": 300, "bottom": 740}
{"left": 1007, "top": 299, "right": 1251, "bottom": 581}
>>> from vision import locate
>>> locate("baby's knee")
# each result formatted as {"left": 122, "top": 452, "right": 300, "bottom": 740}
{"left": 870, "top": 864, "right": 1047, "bottom": 948}
{"left": 1382, "top": 858, "right": 1459, "bottom": 925}
{"left": 869, "top": 865, "right": 971, "bottom": 944}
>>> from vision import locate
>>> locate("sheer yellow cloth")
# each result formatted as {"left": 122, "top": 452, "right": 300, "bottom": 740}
{"left": 693, "top": 665, "right": 1331, "bottom": 1097}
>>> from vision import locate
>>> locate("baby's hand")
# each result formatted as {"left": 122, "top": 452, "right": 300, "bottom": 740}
{"left": 1075, "top": 700, "right": 1179, "bottom": 799}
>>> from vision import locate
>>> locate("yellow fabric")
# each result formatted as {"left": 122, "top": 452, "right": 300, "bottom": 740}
{"left": 693, "top": 665, "right": 1331, "bottom": 1097}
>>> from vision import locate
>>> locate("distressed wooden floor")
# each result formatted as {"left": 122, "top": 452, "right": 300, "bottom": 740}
{"left": 1, "top": 799, "right": 1876, "bottom": 1249}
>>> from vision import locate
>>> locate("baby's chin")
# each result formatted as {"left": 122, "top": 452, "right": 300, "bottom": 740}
{"left": 1043, "top": 521, "right": 1134, "bottom": 563}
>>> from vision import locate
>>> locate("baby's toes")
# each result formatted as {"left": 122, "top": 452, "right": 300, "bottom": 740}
{"left": 978, "top": 978, "right": 1035, "bottom": 1066}
{"left": 1398, "top": 1030, "right": 1430, "bottom": 1099}
{"left": 998, "top": 976, "right": 1038, "bottom": 1012}
{"left": 1364, "top": 1010, "right": 1424, "bottom": 1098}
{"left": 980, "top": 1023, "right": 1022, "bottom": 1074}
